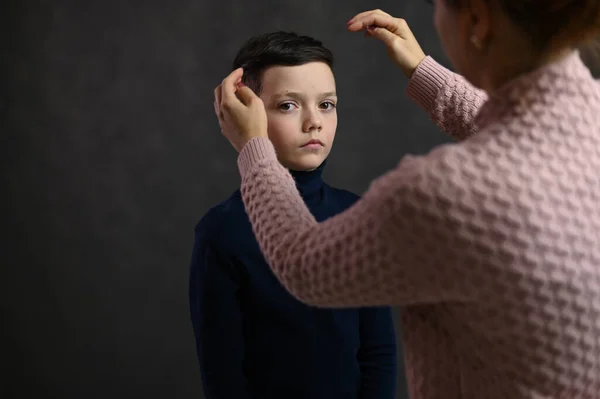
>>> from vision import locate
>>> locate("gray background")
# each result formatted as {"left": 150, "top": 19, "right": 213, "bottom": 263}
{"left": 3, "top": 1, "right": 599, "bottom": 398}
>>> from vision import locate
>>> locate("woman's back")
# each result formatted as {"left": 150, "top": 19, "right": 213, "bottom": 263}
{"left": 399, "top": 50, "right": 600, "bottom": 398}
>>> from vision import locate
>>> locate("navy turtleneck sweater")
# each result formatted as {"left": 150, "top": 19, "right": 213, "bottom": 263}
{"left": 189, "top": 160, "right": 397, "bottom": 399}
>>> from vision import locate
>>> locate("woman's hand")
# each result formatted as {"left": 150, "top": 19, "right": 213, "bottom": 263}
{"left": 347, "top": 9, "right": 426, "bottom": 78}
{"left": 214, "top": 68, "right": 268, "bottom": 153}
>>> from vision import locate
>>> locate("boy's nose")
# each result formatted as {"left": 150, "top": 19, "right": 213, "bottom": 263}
{"left": 302, "top": 114, "right": 323, "bottom": 132}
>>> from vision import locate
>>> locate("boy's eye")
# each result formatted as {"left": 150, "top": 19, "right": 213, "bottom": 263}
{"left": 320, "top": 101, "right": 336, "bottom": 110}
{"left": 278, "top": 102, "right": 296, "bottom": 112}
{"left": 278, "top": 101, "right": 336, "bottom": 112}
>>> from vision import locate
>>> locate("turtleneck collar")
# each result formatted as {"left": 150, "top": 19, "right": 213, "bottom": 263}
{"left": 289, "top": 159, "right": 326, "bottom": 204}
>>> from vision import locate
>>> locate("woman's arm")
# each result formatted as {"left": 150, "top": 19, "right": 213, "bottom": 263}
{"left": 237, "top": 137, "right": 483, "bottom": 308}
{"left": 346, "top": 9, "right": 488, "bottom": 141}
{"left": 407, "top": 56, "right": 488, "bottom": 141}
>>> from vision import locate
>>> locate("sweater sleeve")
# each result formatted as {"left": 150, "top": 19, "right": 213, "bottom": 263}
{"left": 189, "top": 217, "right": 252, "bottom": 399}
{"left": 406, "top": 56, "right": 488, "bottom": 141}
{"left": 237, "top": 137, "right": 483, "bottom": 307}
{"left": 357, "top": 307, "right": 397, "bottom": 399}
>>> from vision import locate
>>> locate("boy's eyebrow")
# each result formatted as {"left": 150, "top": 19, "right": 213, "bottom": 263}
{"left": 271, "top": 91, "right": 337, "bottom": 100}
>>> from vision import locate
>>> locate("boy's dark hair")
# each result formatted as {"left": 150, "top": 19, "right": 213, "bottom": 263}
{"left": 232, "top": 31, "right": 334, "bottom": 95}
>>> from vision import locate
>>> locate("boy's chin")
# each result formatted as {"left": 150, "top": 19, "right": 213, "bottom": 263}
{"left": 281, "top": 154, "right": 326, "bottom": 171}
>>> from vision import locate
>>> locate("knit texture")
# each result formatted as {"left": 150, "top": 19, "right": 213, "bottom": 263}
{"left": 236, "top": 52, "right": 600, "bottom": 398}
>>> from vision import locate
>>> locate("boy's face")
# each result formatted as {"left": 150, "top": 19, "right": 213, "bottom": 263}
{"left": 259, "top": 62, "right": 337, "bottom": 171}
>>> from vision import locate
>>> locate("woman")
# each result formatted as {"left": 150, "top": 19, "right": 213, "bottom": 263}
{"left": 213, "top": 2, "right": 600, "bottom": 399}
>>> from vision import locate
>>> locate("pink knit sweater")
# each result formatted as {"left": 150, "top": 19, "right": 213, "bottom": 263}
{"left": 236, "top": 52, "right": 600, "bottom": 398}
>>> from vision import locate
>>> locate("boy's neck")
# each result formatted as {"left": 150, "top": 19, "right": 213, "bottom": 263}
{"left": 287, "top": 160, "right": 327, "bottom": 201}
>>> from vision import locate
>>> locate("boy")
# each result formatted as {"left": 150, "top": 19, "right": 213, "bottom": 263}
{"left": 189, "top": 31, "right": 397, "bottom": 399}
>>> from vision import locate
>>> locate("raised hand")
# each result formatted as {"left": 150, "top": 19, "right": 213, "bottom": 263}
{"left": 214, "top": 68, "right": 268, "bottom": 152}
{"left": 347, "top": 9, "right": 426, "bottom": 78}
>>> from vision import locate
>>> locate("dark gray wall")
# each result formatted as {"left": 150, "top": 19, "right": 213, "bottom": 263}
{"left": 6, "top": 1, "right": 597, "bottom": 398}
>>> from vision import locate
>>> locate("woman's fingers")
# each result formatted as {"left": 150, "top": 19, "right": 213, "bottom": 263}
{"left": 214, "top": 85, "right": 222, "bottom": 106}
{"left": 347, "top": 9, "right": 426, "bottom": 78}
{"left": 214, "top": 85, "right": 224, "bottom": 122}
{"left": 220, "top": 68, "right": 245, "bottom": 113}
{"left": 366, "top": 26, "right": 401, "bottom": 48}
{"left": 348, "top": 10, "right": 402, "bottom": 34}
{"left": 349, "top": 15, "right": 406, "bottom": 37}
{"left": 350, "top": 9, "right": 394, "bottom": 39}
{"left": 234, "top": 85, "right": 261, "bottom": 107}
{"left": 347, "top": 9, "right": 391, "bottom": 26}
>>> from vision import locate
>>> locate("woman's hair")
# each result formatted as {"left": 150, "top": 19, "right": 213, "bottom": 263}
{"left": 444, "top": 0, "right": 600, "bottom": 51}
{"left": 232, "top": 31, "right": 334, "bottom": 95}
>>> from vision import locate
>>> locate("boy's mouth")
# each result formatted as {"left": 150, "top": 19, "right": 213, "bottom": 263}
{"left": 300, "top": 139, "right": 324, "bottom": 148}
